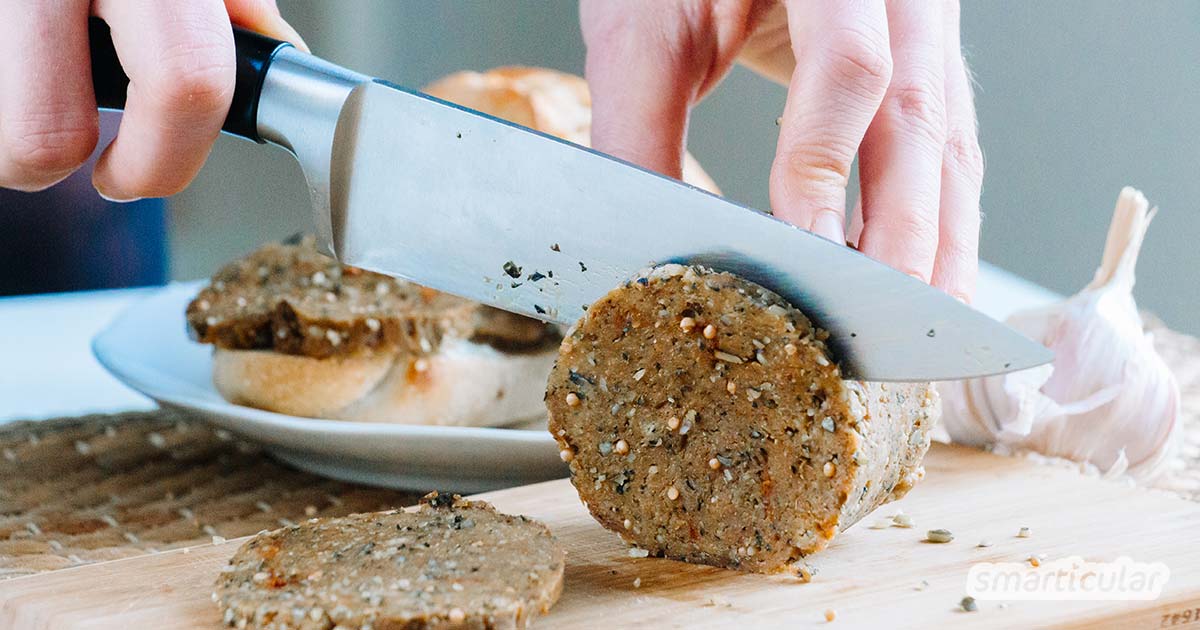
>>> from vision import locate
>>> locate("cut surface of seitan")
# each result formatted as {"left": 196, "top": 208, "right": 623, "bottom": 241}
{"left": 186, "top": 237, "right": 555, "bottom": 359}
{"left": 545, "top": 265, "right": 940, "bottom": 574}
{"left": 214, "top": 492, "right": 565, "bottom": 630}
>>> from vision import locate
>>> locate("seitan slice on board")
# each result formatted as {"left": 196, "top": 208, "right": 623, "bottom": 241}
{"left": 214, "top": 492, "right": 565, "bottom": 630}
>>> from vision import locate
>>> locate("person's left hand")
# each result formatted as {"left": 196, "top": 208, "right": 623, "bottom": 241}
{"left": 580, "top": 0, "right": 984, "bottom": 302}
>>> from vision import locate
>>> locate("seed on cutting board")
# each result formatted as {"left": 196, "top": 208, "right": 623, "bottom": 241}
{"left": 1017, "top": 526, "right": 1031, "bottom": 538}
{"left": 892, "top": 513, "right": 915, "bottom": 528}
{"left": 824, "top": 608, "right": 837, "bottom": 622}
{"left": 926, "top": 529, "right": 954, "bottom": 543}
{"left": 960, "top": 596, "right": 978, "bottom": 612}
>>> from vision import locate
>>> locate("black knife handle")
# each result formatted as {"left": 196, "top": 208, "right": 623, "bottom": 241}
{"left": 88, "top": 16, "right": 292, "bottom": 143}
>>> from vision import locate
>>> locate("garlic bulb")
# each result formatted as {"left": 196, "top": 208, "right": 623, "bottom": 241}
{"left": 940, "top": 187, "right": 1180, "bottom": 481}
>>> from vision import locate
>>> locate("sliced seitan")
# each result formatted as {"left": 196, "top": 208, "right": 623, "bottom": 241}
{"left": 214, "top": 492, "right": 565, "bottom": 630}
{"left": 545, "top": 264, "right": 940, "bottom": 574}
{"left": 186, "top": 237, "right": 555, "bottom": 359}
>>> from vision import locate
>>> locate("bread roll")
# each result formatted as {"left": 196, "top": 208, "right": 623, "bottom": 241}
{"left": 423, "top": 66, "right": 720, "bottom": 194}
{"left": 214, "top": 340, "right": 555, "bottom": 426}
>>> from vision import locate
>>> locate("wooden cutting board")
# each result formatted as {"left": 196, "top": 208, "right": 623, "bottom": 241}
{"left": 2, "top": 443, "right": 1199, "bottom": 629}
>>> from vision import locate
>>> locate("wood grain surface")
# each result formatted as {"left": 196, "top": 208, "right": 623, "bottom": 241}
{"left": 2, "top": 443, "right": 1199, "bottom": 629}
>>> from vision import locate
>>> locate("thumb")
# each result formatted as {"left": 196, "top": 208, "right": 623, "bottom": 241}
{"left": 223, "top": 0, "right": 309, "bottom": 52}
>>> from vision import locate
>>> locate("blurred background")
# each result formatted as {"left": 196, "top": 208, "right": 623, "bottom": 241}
{"left": 2, "top": 1, "right": 1197, "bottom": 334}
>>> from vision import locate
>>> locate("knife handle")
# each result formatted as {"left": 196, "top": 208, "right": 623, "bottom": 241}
{"left": 88, "top": 16, "right": 292, "bottom": 143}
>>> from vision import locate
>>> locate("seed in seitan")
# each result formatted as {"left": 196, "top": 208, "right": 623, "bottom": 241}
{"left": 633, "top": 368, "right": 647, "bottom": 381}
{"left": 667, "top": 416, "right": 681, "bottom": 431}
{"left": 633, "top": 577, "right": 642, "bottom": 588}
{"left": 449, "top": 608, "right": 466, "bottom": 623}
{"left": 714, "top": 350, "right": 743, "bottom": 364}
{"left": 559, "top": 449, "right": 574, "bottom": 462}
{"left": 821, "top": 417, "right": 836, "bottom": 432}
{"left": 679, "top": 317, "right": 697, "bottom": 332}
{"left": 566, "top": 392, "right": 581, "bottom": 407}
{"left": 623, "top": 519, "right": 632, "bottom": 530}
{"left": 727, "top": 380, "right": 737, "bottom": 395}
{"left": 926, "top": 529, "right": 954, "bottom": 543}
{"left": 703, "top": 324, "right": 717, "bottom": 339}
{"left": 628, "top": 547, "right": 650, "bottom": 558}
{"left": 667, "top": 486, "right": 680, "bottom": 501}
{"left": 823, "top": 462, "right": 836, "bottom": 477}
{"left": 614, "top": 439, "right": 630, "bottom": 455}
{"left": 709, "top": 458, "right": 722, "bottom": 470}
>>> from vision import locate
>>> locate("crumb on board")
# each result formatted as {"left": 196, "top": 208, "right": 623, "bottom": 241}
{"left": 824, "top": 608, "right": 837, "bottom": 622}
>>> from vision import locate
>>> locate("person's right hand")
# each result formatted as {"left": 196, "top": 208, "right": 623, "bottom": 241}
{"left": 0, "top": 0, "right": 305, "bottom": 201}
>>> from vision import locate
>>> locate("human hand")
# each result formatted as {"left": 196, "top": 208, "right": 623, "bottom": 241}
{"left": 580, "top": 0, "right": 983, "bottom": 301}
{"left": 0, "top": 0, "right": 306, "bottom": 201}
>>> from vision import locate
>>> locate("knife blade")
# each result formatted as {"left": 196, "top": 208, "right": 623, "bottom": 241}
{"left": 319, "top": 80, "right": 1051, "bottom": 381}
{"left": 87, "top": 20, "right": 1052, "bottom": 382}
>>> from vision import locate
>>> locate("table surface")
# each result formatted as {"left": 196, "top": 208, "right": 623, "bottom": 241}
{"left": 0, "top": 263, "right": 1060, "bottom": 424}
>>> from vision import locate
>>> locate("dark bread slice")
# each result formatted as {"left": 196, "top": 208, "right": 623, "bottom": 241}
{"left": 187, "top": 238, "right": 556, "bottom": 359}
{"left": 214, "top": 492, "right": 565, "bottom": 630}
{"left": 545, "top": 265, "right": 939, "bottom": 574}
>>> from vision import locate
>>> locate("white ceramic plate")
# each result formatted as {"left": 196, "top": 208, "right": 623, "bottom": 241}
{"left": 91, "top": 281, "right": 565, "bottom": 492}
{"left": 92, "top": 266, "right": 1057, "bottom": 493}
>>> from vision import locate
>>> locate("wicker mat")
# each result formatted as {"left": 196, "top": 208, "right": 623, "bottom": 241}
{"left": 1, "top": 323, "right": 1198, "bottom": 581}
{"left": 0, "top": 410, "right": 422, "bottom": 579}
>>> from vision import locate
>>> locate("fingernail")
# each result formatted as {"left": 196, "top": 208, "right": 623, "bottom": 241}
{"left": 94, "top": 185, "right": 142, "bottom": 204}
{"left": 264, "top": 14, "right": 310, "bottom": 53}
{"left": 811, "top": 211, "right": 846, "bottom": 245}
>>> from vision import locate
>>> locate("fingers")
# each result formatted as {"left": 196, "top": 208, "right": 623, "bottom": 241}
{"left": 223, "top": 0, "right": 309, "bottom": 51}
{"left": 0, "top": 0, "right": 99, "bottom": 191}
{"left": 856, "top": 0, "right": 946, "bottom": 281}
{"left": 770, "top": 0, "right": 892, "bottom": 244}
{"left": 931, "top": 0, "right": 982, "bottom": 301}
{"left": 91, "top": 0, "right": 236, "bottom": 201}
{"left": 580, "top": 1, "right": 702, "bottom": 179}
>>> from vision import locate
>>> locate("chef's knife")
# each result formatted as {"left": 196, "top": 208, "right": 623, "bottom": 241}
{"left": 88, "top": 19, "right": 1052, "bottom": 381}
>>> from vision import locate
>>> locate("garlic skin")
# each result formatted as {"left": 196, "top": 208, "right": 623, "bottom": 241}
{"left": 940, "top": 187, "right": 1180, "bottom": 481}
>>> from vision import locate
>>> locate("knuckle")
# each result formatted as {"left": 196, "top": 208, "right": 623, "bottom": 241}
{"left": 885, "top": 77, "right": 947, "bottom": 146}
{"left": 3, "top": 113, "right": 97, "bottom": 175}
{"left": 874, "top": 209, "right": 941, "bottom": 256}
{"left": 771, "top": 144, "right": 853, "bottom": 195}
{"left": 943, "top": 125, "right": 985, "bottom": 185}
{"left": 821, "top": 27, "right": 894, "bottom": 99}
{"left": 144, "top": 36, "right": 235, "bottom": 116}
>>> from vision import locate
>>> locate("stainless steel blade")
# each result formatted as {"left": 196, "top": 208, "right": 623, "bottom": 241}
{"left": 322, "top": 80, "right": 1051, "bottom": 381}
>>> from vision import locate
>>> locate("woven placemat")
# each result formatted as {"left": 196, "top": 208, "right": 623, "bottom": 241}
{"left": 0, "top": 410, "right": 422, "bottom": 580}
{"left": 2, "top": 322, "right": 1197, "bottom": 581}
